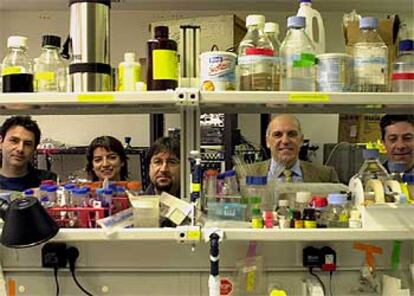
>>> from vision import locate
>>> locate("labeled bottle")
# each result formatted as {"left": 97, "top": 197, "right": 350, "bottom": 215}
{"left": 264, "top": 22, "right": 281, "bottom": 91}
{"left": 146, "top": 26, "right": 178, "bottom": 90}
{"left": 297, "top": 0, "right": 326, "bottom": 54}
{"left": 392, "top": 39, "right": 414, "bottom": 92}
{"left": 276, "top": 199, "right": 290, "bottom": 228}
{"left": 353, "top": 17, "right": 388, "bottom": 92}
{"left": 118, "top": 52, "right": 141, "bottom": 91}
{"left": 237, "top": 14, "right": 275, "bottom": 91}
{"left": 35, "top": 35, "right": 66, "bottom": 92}
{"left": 2, "top": 36, "right": 34, "bottom": 92}
{"left": 279, "top": 16, "right": 316, "bottom": 91}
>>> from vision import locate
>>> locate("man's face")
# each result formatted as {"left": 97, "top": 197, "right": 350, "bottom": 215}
{"left": 0, "top": 126, "right": 36, "bottom": 170}
{"left": 149, "top": 151, "right": 180, "bottom": 195}
{"left": 383, "top": 121, "right": 414, "bottom": 169}
{"left": 266, "top": 116, "right": 303, "bottom": 168}
{"left": 92, "top": 147, "right": 123, "bottom": 181}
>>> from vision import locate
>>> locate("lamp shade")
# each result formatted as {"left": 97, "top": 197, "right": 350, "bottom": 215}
{"left": 1, "top": 197, "right": 59, "bottom": 248}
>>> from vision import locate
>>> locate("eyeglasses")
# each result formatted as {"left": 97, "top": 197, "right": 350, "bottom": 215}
{"left": 150, "top": 157, "right": 180, "bottom": 167}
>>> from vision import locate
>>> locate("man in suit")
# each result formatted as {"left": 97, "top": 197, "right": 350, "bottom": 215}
{"left": 380, "top": 114, "right": 414, "bottom": 174}
{"left": 238, "top": 114, "right": 339, "bottom": 182}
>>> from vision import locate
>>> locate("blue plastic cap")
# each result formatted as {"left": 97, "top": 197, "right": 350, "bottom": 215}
{"left": 399, "top": 39, "right": 414, "bottom": 51}
{"left": 46, "top": 185, "right": 58, "bottom": 192}
{"left": 24, "top": 189, "right": 34, "bottom": 195}
{"left": 224, "top": 170, "right": 236, "bottom": 178}
{"left": 327, "top": 193, "right": 347, "bottom": 205}
{"left": 360, "top": 17, "right": 378, "bottom": 29}
{"left": 362, "top": 148, "right": 379, "bottom": 160}
{"left": 39, "top": 185, "right": 50, "bottom": 191}
{"left": 402, "top": 174, "right": 414, "bottom": 184}
{"left": 74, "top": 187, "right": 88, "bottom": 195}
{"left": 40, "top": 196, "right": 49, "bottom": 202}
{"left": 96, "top": 188, "right": 105, "bottom": 195}
{"left": 300, "top": 0, "right": 312, "bottom": 2}
{"left": 246, "top": 176, "right": 267, "bottom": 185}
{"left": 217, "top": 173, "right": 225, "bottom": 180}
{"left": 115, "top": 186, "right": 126, "bottom": 192}
{"left": 64, "top": 183, "right": 76, "bottom": 190}
{"left": 287, "top": 16, "right": 306, "bottom": 29}
{"left": 388, "top": 162, "right": 406, "bottom": 173}
{"left": 104, "top": 189, "right": 113, "bottom": 195}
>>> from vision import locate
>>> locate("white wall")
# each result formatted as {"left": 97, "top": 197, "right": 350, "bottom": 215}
{"left": 0, "top": 9, "right": 411, "bottom": 154}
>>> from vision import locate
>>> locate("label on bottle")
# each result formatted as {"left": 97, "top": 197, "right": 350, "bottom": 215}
{"left": 118, "top": 64, "right": 141, "bottom": 91}
{"left": 153, "top": 49, "right": 178, "bottom": 80}
{"left": 304, "top": 220, "right": 317, "bottom": 228}
{"left": 35, "top": 71, "right": 55, "bottom": 81}
{"left": 2, "top": 66, "right": 23, "bottom": 75}
{"left": 354, "top": 51, "right": 387, "bottom": 85}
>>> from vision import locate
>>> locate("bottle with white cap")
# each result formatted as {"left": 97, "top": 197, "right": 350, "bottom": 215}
{"left": 264, "top": 22, "right": 281, "bottom": 91}
{"left": 353, "top": 16, "right": 388, "bottom": 92}
{"left": 297, "top": 0, "right": 326, "bottom": 54}
{"left": 2, "top": 36, "right": 34, "bottom": 92}
{"left": 237, "top": 14, "right": 275, "bottom": 91}
{"left": 392, "top": 39, "right": 414, "bottom": 92}
{"left": 117, "top": 52, "right": 141, "bottom": 91}
{"left": 279, "top": 16, "right": 316, "bottom": 91}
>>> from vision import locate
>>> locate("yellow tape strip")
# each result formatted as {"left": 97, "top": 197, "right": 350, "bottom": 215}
{"left": 288, "top": 93, "right": 330, "bottom": 102}
{"left": 77, "top": 94, "right": 115, "bottom": 102}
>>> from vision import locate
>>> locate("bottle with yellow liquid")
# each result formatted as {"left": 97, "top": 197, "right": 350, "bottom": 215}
{"left": 117, "top": 52, "right": 141, "bottom": 91}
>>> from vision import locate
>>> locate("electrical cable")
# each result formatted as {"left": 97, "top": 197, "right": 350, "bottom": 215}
{"left": 329, "top": 271, "right": 334, "bottom": 296}
{"left": 67, "top": 247, "right": 94, "bottom": 296}
{"left": 309, "top": 267, "right": 326, "bottom": 296}
{"left": 324, "top": 142, "right": 350, "bottom": 166}
{"left": 53, "top": 266, "right": 59, "bottom": 296}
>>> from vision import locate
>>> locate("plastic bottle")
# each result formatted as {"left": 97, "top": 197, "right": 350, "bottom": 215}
{"left": 297, "top": 0, "right": 325, "bottom": 54}
{"left": 276, "top": 199, "right": 290, "bottom": 228}
{"left": 326, "top": 193, "right": 349, "bottom": 228}
{"left": 353, "top": 17, "right": 388, "bottom": 92}
{"left": 146, "top": 26, "right": 178, "bottom": 91}
{"left": 34, "top": 35, "right": 66, "bottom": 92}
{"left": 356, "top": 149, "right": 390, "bottom": 187}
{"left": 2, "top": 36, "right": 34, "bottom": 92}
{"left": 237, "top": 14, "right": 275, "bottom": 91}
{"left": 264, "top": 22, "right": 281, "bottom": 91}
{"left": 392, "top": 39, "right": 414, "bottom": 92}
{"left": 223, "top": 170, "right": 239, "bottom": 195}
{"left": 245, "top": 176, "right": 268, "bottom": 220}
{"left": 279, "top": 16, "right": 316, "bottom": 91}
{"left": 118, "top": 52, "right": 141, "bottom": 91}
{"left": 251, "top": 207, "right": 263, "bottom": 228}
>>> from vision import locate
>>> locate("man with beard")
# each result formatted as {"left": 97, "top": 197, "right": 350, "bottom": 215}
{"left": 0, "top": 115, "right": 57, "bottom": 191}
{"left": 144, "top": 136, "right": 180, "bottom": 197}
{"left": 380, "top": 114, "right": 414, "bottom": 174}
{"left": 238, "top": 114, "right": 339, "bottom": 182}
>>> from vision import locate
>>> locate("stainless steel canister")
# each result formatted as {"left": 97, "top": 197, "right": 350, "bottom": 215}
{"left": 69, "top": 0, "right": 111, "bottom": 91}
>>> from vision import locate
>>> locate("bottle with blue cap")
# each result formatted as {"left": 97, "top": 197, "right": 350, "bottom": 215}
{"left": 392, "top": 39, "right": 414, "bottom": 92}
{"left": 353, "top": 16, "right": 388, "bottom": 92}
{"left": 279, "top": 16, "right": 316, "bottom": 91}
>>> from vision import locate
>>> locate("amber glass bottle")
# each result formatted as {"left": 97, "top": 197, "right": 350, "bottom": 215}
{"left": 146, "top": 26, "right": 178, "bottom": 90}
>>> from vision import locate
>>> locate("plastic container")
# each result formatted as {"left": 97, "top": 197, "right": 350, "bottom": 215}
{"left": 316, "top": 53, "right": 353, "bottom": 91}
{"left": 326, "top": 193, "right": 349, "bottom": 228}
{"left": 237, "top": 14, "right": 275, "bottom": 91}
{"left": 46, "top": 185, "right": 58, "bottom": 206}
{"left": 297, "top": 0, "right": 325, "bottom": 54}
{"left": 146, "top": 26, "right": 178, "bottom": 90}
{"left": 276, "top": 199, "right": 291, "bottom": 228}
{"left": 34, "top": 35, "right": 66, "bottom": 92}
{"left": 200, "top": 51, "right": 237, "bottom": 91}
{"left": 251, "top": 207, "right": 263, "bottom": 228}
{"left": 264, "top": 22, "right": 281, "bottom": 91}
{"left": 280, "top": 16, "right": 316, "bottom": 91}
{"left": 392, "top": 39, "right": 414, "bottom": 92}
{"left": 118, "top": 52, "right": 141, "bottom": 91}
{"left": 244, "top": 176, "right": 269, "bottom": 220}
{"left": 207, "top": 201, "right": 247, "bottom": 221}
{"left": 2, "top": 36, "right": 33, "bottom": 92}
{"left": 353, "top": 17, "right": 388, "bottom": 92}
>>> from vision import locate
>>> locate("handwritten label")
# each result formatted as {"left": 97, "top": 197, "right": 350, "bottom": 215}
{"left": 77, "top": 94, "right": 114, "bottom": 102}
{"left": 288, "top": 93, "right": 330, "bottom": 102}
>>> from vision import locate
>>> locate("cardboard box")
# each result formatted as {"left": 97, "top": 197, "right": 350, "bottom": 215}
{"left": 338, "top": 114, "right": 382, "bottom": 143}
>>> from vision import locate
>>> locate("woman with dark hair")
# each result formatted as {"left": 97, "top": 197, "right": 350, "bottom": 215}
{"left": 86, "top": 136, "right": 128, "bottom": 181}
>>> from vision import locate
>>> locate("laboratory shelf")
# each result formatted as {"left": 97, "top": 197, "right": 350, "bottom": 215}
{"left": 0, "top": 91, "right": 179, "bottom": 115}
{"left": 216, "top": 228, "right": 414, "bottom": 242}
{"left": 47, "top": 227, "right": 414, "bottom": 243}
{"left": 199, "top": 91, "right": 414, "bottom": 114}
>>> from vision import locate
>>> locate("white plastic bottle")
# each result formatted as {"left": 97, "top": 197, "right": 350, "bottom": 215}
{"left": 2, "top": 36, "right": 34, "bottom": 92}
{"left": 279, "top": 16, "right": 316, "bottom": 91}
{"left": 353, "top": 17, "right": 388, "bottom": 92}
{"left": 35, "top": 35, "right": 67, "bottom": 92}
{"left": 297, "top": 0, "right": 325, "bottom": 54}
{"left": 118, "top": 52, "right": 141, "bottom": 91}
{"left": 237, "top": 14, "right": 275, "bottom": 91}
{"left": 264, "top": 22, "right": 281, "bottom": 91}
{"left": 392, "top": 39, "right": 414, "bottom": 92}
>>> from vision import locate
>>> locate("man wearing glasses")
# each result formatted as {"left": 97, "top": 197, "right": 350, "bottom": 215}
{"left": 145, "top": 136, "right": 181, "bottom": 197}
